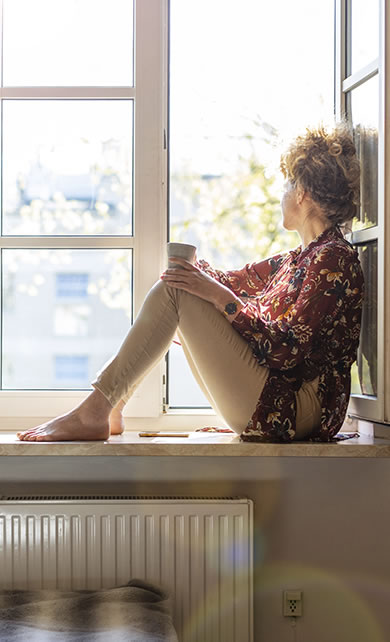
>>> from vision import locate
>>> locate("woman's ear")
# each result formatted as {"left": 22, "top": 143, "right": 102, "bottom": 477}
{"left": 296, "top": 185, "right": 305, "bottom": 206}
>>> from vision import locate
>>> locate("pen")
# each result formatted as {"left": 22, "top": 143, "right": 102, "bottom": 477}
{"left": 139, "top": 432, "right": 189, "bottom": 438}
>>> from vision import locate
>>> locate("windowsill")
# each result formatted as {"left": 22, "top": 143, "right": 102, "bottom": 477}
{"left": 0, "top": 431, "right": 390, "bottom": 457}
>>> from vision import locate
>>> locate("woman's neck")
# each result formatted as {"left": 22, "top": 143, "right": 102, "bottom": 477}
{"left": 298, "top": 215, "right": 332, "bottom": 249}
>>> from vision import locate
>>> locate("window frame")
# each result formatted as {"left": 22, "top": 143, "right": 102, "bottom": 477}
{"left": 1, "top": 0, "right": 387, "bottom": 433}
{"left": 0, "top": 0, "right": 170, "bottom": 426}
{"left": 335, "top": 0, "right": 387, "bottom": 424}
{"left": 385, "top": 1, "right": 390, "bottom": 425}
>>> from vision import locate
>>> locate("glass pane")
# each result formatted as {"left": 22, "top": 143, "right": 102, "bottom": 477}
{"left": 2, "top": 249, "right": 132, "bottom": 389}
{"left": 169, "top": 0, "right": 335, "bottom": 408}
{"left": 348, "top": 76, "right": 379, "bottom": 231}
{"left": 3, "top": 0, "right": 134, "bottom": 86}
{"left": 168, "top": 343, "right": 210, "bottom": 407}
{"left": 170, "top": 0, "right": 334, "bottom": 266}
{"left": 350, "top": 242, "right": 377, "bottom": 397}
{"left": 347, "top": 0, "right": 379, "bottom": 75}
{"left": 3, "top": 101, "right": 133, "bottom": 235}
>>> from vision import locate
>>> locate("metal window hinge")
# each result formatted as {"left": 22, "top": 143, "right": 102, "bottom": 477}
{"left": 162, "top": 373, "right": 168, "bottom": 413}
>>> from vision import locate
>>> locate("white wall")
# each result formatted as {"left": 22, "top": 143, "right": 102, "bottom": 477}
{"left": 0, "top": 455, "right": 388, "bottom": 642}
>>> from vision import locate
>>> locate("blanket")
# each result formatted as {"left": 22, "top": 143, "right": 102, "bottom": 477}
{"left": 0, "top": 579, "right": 178, "bottom": 642}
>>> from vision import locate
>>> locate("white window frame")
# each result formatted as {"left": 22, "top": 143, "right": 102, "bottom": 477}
{"left": 385, "top": 1, "right": 390, "bottom": 425}
{"left": 335, "top": 0, "right": 388, "bottom": 425}
{"left": 0, "top": 0, "right": 168, "bottom": 426}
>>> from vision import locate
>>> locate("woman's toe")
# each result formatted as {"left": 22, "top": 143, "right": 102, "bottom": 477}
{"left": 23, "top": 430, "right": 34, "bottom": 436}
{"left": 24, "top": 430, "right": 40, "bottom": 441}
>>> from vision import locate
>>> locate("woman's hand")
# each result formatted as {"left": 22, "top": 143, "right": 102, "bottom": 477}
{"left": 160, "top": 257, "right": 243, "bottom": 320}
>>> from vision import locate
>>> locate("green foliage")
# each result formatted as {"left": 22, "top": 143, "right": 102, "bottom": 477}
{"left": 171, "top": 137, "right": 298, "bottom": 270}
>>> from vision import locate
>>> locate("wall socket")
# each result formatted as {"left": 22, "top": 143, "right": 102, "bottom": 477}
{"left": 283, "top": 590, "right": 303, "bottom": 617}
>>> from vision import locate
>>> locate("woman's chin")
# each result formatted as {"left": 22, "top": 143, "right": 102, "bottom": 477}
{"left": 281, "top": 217, "right": 296, "bottom": 232}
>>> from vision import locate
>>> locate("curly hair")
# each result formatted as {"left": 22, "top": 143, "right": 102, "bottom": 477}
{"left": 280, "top": 124, "right": 361, "bottom": 225}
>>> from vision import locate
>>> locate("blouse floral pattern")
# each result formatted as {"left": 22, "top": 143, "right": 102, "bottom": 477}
{"left": 197, "top": 226, "right": 364, "bottom": 442}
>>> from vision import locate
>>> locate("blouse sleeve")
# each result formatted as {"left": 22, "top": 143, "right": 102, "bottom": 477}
{"left": 196, "top": 253, "right": 287, "bottom": 297}
{"left": 231, "top": 247, "right": 363, "bottom": 370}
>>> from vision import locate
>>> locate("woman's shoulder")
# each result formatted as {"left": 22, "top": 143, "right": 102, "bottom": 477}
{"left": 305, "top": 227, "right": 360, "bottom": 269}
{"left": 299, "top": 229, "right": 363, "bottom": 295}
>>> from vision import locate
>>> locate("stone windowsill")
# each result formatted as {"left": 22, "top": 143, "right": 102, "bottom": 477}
{"left": 0, "top": 431, "right": 389, "bottom": 457}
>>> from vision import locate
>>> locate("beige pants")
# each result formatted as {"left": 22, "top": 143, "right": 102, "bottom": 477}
{"left": 92, "top": 281, "right": 321, "bottom": 440}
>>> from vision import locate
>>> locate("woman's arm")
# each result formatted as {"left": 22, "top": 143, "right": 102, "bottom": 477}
{"left": 196, "top": 253, "right": 288, "bottom": 297}
{"left": 161, "top": 251, "right": 290, "bottom": 323}
{"left": 232, "top": 249, "right": 364, "bottom": 369}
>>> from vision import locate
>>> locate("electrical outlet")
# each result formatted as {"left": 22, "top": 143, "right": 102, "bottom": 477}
{"left": 283, "top": 590, "right": 303, "bottom": 617}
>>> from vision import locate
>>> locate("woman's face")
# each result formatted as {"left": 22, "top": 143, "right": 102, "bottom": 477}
{"left": 281, "top": 181, "right": 299, "bottom": 230}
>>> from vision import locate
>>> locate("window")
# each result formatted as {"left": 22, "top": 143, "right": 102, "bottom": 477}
{"left": 55, "top": 356, "right": 89, "bottom": 387}
{"left": 1, "top": 0, "right": 387, "bottom": 431}
{"left": 168, "top": 0, "right": 335, "bottom": 409}
{"left": 335, "top": 0, "right": 385, "bottom": 425}
{"left": 56, "top": 274, "right": 89, "bottom": 299}
{"left": 0, "top": 0, "right": 167, "bottom": 424}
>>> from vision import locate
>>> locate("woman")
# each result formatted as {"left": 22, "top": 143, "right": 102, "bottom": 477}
{"left": 17, "top": 124, "right": 364, "bottom": 443}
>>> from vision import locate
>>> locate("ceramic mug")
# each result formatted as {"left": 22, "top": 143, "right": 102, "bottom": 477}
{"left": 167, "top": 242, "right": 197, "bottom": 266}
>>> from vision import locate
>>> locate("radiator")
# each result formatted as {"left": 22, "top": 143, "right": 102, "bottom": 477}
{"left": 0, "top": 496, "right": 253, "bottom": 642}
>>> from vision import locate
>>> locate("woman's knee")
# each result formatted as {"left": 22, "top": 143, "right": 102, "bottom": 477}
{"left": 145, "top": 279, "right": 177, "bottom": 306}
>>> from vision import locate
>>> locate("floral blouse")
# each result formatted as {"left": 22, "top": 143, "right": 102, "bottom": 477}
{"left": 197, "top": 226, "right": 364, "bottom": 442}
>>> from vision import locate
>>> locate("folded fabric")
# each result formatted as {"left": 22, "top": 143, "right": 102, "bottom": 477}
{"left": 329, "top": 431, "right": 359, "bottom": 441}
{"left": 0, "top": 579, "right": 178, "bottom": 642}
{"left": 195, "top": 426, "right": 360, "bottom": 441}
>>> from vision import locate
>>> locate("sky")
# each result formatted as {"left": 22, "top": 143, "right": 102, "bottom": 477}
{"left": 170, "top": 0, "right": 335, "bottom": 176}
{"left": 3, "top": 0, "right": 133, "bottom": 86}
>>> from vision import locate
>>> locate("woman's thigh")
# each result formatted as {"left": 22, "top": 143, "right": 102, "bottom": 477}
{"left": 294, "top": 377, "right": 321, "bottom": 440}
{"left": 176, "top": 290, "right": 322, "bottom": 439}
{"left": 176, "top": 290, "right": 269, "bottom": 433}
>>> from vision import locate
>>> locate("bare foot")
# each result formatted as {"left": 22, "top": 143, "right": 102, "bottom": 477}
{"left": 109, "top": 400, "right": 126, "bottom": 435}
{"left": 17, "top": 390, "right": 112, "bottom": 442}
{"left": 109, "top": 408, "right": 125, "bottom": 435}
